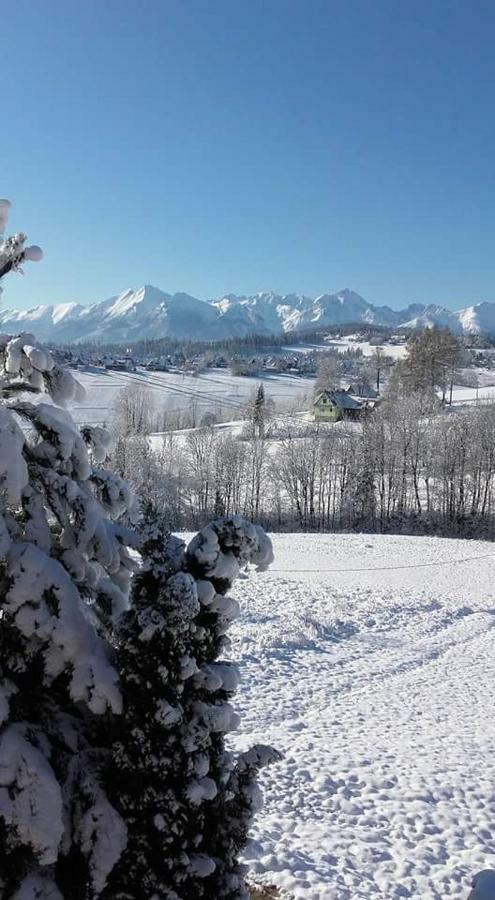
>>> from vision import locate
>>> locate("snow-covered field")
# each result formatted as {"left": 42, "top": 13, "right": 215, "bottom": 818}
{"left": 283, "top": 336, "right": 408, "bottom": 360}
{"left": 324, "top": 336, "right": 408, "bottom": 360}
{"left": 69, "top": 367, "right": 313, "bottom": 426}
{"left": 67, "top": 361, "right": 495, "bottom": 430}
{"left": 227, "top": 533, "right": 495, "bottom": 898}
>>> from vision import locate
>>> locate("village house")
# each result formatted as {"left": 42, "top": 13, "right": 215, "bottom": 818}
{"left": 105, "top": 357, "right": 136, "bottom": 372}
{"left": 313, "top": 389, "right": 364, "bottom": 422}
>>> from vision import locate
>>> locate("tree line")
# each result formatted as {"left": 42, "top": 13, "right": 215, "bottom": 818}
{"left": 109, "top": 388, "right": 495, "bottom": 538}
{"left": 108, "top": 327, "right": 493, "bottom": 537}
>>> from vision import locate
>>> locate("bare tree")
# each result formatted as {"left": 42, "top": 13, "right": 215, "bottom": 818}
{"left": 402, "top": 327, "right": 463, "bottom": 404}
{"left": 112, "top": 384, "right": 156, "bottom": 436}
{"left": 314, "top": 352, "right": 339, "bottom": 396}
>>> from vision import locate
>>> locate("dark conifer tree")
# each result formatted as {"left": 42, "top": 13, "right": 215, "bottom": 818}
{"left": 104, "top": 511, "right": 278, "bottom": 899}
{"left": 0, "top": 202, "right": 136, "bottom": 899}
{"left": 253, "top": 384, "right": 265, "bottom": 438}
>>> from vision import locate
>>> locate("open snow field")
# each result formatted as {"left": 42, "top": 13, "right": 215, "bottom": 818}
{"left": 283, "top": 337, "right": 408, "bottom": 360}
{"left": 325, "top": 336, "right": 408, "bottom": 360}
{"left": 227, "top": 533, "right": 495, "bottom": 898}
{"left": 69, "top": 367, "right": 313, "bottom": 426}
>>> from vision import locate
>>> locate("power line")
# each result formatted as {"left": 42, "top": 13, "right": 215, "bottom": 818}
{"left": 75, "top": 366, "right": 319, "bottom": 427}
{"left": 267, "top": 552, "right": 495, "bottom": 574}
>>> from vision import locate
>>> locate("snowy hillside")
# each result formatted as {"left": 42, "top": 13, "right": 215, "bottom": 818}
{"left": 227, "top": 533, "right": 495, "bottom": 899}
{"left": 3, "top": 285, "right": 495, "bottom": 343}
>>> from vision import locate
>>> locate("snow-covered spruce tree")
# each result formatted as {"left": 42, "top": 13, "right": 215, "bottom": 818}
{"left": 0, "top": 204, "right": 138, "bottom": 898}
{"left": 103, "top": 510, "right": 279, "bottom": 900}
{"left": 0, "top": 334, "right": 138, "bottom": 899}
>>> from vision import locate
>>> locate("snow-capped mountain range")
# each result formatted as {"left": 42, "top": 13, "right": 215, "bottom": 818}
{"left": 0, "top": 285, "right": 494, "bottom": 343}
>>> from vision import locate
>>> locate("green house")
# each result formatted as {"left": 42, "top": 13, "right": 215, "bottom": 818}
{"left": 313, "top": 389, "right": 364, "bottom": 423}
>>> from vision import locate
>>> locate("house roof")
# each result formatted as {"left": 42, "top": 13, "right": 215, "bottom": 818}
{"left": 344, "top": 381, "right": 378, "bottom": 398}
{"left": 314, "top": 389, "right": 363, "bottom": 410}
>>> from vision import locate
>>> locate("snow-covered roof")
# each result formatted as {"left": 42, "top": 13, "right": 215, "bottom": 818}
{"left": 313, "top": 389, "right": 363, "bottom": 410}
{"left": 344, "top": 381, "right": 378, "bottom": 398}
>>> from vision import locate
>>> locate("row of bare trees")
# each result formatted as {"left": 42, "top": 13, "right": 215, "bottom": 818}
{"left": 108, "top": 390, "right": 495, "bottom": 537}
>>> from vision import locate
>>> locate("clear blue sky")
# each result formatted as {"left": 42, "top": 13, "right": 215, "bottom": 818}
{"left": 3, "top": 0, "right": 495, "bottom": 311}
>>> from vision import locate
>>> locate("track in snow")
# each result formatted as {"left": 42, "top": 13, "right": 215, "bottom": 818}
{"left": 228, "top": 533, "right": 495, "bottom": 899}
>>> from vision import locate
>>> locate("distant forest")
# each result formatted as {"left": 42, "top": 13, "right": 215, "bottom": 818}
{"left": 52, "top": 322, "right": 495, "bottom": 357}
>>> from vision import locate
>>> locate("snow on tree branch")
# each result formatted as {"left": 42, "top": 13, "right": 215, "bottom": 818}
{"left": 0, "top": 200, "right": 43, "bottom": 287}
{"left": 0, "top": 334, "right": 83, "bottom": 404}
{"left": 0, "top": 297, "right": 136, "bottom": 890}
{"left": 102, "top": 510, "right": 278, "bottom": 899}
{"left": 0, "top": 724, "right": 64, "bottom": 865}
{"left": 4, "top": 542, "right": 122, "bottom": 714}
{"left": 186, "top": 515, "right": 274, "bottom": 587}
{"left": 9, "top": 876, "right": 64, "bottom": 900}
